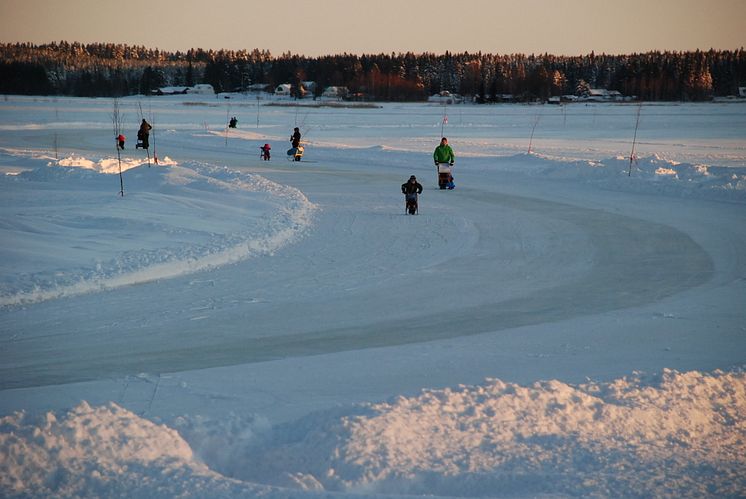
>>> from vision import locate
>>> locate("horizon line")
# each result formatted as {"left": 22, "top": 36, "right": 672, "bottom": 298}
{"left": 3, "top": 40, "right": 745, "bottom": 59}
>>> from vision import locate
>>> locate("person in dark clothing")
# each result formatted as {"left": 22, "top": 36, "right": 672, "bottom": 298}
{"left": 401, "top": 175, "right": 423, "bottom": 214}
{"left": 401, "top": 175, "right": 423, "bottom": 195}
{"left": 136, "top": 119, "right": 152, "bottom": 149}
{"left": 290, "top": 127, "right": 301, "bottom": 148}
{"left": 229, "top": 117, "right": 238, "bottom": 128}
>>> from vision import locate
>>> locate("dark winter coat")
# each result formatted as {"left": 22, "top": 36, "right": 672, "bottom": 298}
{"left": 139, "top": 120, "right": 152, "bottom": 136}
{"left": 401, "top": 180, "right": 423, "bottom": 195}
{"left": 290, "top": 129, "right": 301, "bottom": 148}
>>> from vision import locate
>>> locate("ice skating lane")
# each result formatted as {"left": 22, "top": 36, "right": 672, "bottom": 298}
{"left": 186, "top": 188, "right": 713, "bottom": 359}
{"left": 0, "top": 179, "right": 714, "bottom": 389}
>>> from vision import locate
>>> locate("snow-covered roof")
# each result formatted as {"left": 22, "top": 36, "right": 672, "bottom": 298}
{"left": 322, "top": 86, "right": 348, "bottom": 97}
{"left": 190, "top": 84, "right": 214, "bottom": 94}
{"left": 153, "top": 84, "right": 214, "bottom": 95}
{"left": 153, "top": 86, "right": 189, "bottom": 95}
{"left": 428, "top": 91, "right": 463, "bottom": 104}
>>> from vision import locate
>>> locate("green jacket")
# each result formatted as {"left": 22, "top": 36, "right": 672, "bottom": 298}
{"left": 434, "top": 144, "right": 455, "bottom": 164}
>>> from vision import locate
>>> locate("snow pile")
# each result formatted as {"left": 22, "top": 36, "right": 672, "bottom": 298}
{"left": 317, "top": 368, "right": 746, "bottom": 497}
{"left": 0, "top": 156, "right": 317, "bottom": 306}
{"left": 511, "top": 152, "right": 746, "bottom": 201}
{"left": 57, "top": 154, "right": 177, "bottom": 174}
{"left": 1, "top": 369, "right": 743, "bottom": 498}
{"left": 0, "top": 402, "right": 276, "bottom": 498}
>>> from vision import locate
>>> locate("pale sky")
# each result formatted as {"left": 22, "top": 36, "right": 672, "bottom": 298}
{"left": 1, "top": 0, "right": 744, "bottom": 56}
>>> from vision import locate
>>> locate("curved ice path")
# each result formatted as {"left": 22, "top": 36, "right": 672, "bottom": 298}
{"left": 0, "top": 156, "right": 714, "bottom": 389}
{"left": 0, "top": 157, "right": 317, "bottom": 306}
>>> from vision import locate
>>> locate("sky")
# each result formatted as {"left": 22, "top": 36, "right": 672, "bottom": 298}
{"left": 0, "top": 0, "right": 744, "bottom": 56}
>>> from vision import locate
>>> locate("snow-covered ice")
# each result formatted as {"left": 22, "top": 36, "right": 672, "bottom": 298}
{"left": 1, "top": 94, "right": 745, "bottom": 498}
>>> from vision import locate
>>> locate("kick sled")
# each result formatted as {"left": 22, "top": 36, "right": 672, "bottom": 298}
{"left": 135, "top": 130, "right": 149, "bottom": 150}
{"left": 404, "top": 193, "right": 418, "bottom": 215}
{"left": 287, "top": 145, "right": 304, "bottom": 162}
{"left": 437, "top": 163, "right": 454, "bottom": 189}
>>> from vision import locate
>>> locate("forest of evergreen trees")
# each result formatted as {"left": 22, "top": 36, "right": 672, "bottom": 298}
{"left": 1, "top": 41, "right": 745, "bottom": 102}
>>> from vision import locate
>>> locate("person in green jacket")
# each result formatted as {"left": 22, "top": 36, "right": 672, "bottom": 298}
{"left": 434, "top": 137, "right": 455, "bottom": 189}
{"left": 433, "top": 137, "right": 455, "bottom": 166}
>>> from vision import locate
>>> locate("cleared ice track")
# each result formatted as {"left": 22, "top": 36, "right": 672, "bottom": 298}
{"left": 0, "top": 163, "right": 713, "bottom": 389}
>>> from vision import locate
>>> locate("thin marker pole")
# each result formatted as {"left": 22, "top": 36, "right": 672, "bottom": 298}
{"left": 628, "top": 103, "right": 642, "bottom": 177}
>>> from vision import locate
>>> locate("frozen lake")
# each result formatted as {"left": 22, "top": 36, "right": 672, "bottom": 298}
{"left": 1, "top": 95, "right": 745, "bottom": 498}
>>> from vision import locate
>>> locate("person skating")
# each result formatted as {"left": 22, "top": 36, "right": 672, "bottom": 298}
{"left": 401, "top": 175, "right": 423, "bottom": 215}
{"left": 433, "top": 137, "right": 455, "bottom": 189}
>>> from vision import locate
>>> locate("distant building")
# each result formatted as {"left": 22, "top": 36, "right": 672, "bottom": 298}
{"left": 274, "top": 82, "right": 317, "bottom": 98}
{"left": 586, "top": 88, "right": 607, "bottom": 101}
{"left": 190, "top": 84, "right": 214, "bottom": 95}
{"left": 247, "top": 83, "right": 269, "bottom": 93}
{"left": 428, "top": 91, "right": 463, "bottom": 104}
{"left": 582, "top": 88, "right": 625, "bottom": 101}
{"left": 152, "top": 86, "right": 188, "bottom": 95}
{"left": 322, "top": 86, "right": 349, "bottom": 99}
{"left": 301, "top": 81, "right": 317, "bottom": 94}
{"left": 152, "top": 84, "right": 214, "bottom": 96}
{"left": 274, "top": 84, "right": 292, "bottom": 96}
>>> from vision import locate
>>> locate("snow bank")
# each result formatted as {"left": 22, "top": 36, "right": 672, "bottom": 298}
{"left": 0, "top": 155, "right": 318, "bottom": 306}
{"left": 0, "top": 402, "right": 277, "bottom": 498}
{"left": 4, "top": 369, "right": 741, "bottom": 498}
{"left": 498, "top": 152, "right": 746, "bottom": 202}
{"left": 233, "top": 368, "right": 746, "bottom": 497}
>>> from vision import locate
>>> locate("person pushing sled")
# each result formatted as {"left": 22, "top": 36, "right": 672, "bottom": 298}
{"left": 401, "top": 175, "right": 423, "bottom": 215}
{"left": 434, "top": 137, "right": 455, "bottom": 189}
{"left": 136, "top": 119, "right": 152, "bottom": 150}
{"left": 287, "top": 127, "right": 304, "bottom": 161}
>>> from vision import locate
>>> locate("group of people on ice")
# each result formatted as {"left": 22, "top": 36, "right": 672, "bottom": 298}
{"left": 116, "top": 119, "right": 152, "bottom": 150}
{"left": 401, "top": 136, "right": 455, "bottom": 214}
{"left": 258, "top": 127, "right": 303, "bottom": 161}
{"left": 117, "top": 116, "right": 454, "bottom": 217}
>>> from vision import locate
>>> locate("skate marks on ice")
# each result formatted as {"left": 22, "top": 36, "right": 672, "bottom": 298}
{"left": 202, "top": 189, "right": 713, "bottom": 360}
{"left": 0, "top": 178, "right": 713, "bottom": 389}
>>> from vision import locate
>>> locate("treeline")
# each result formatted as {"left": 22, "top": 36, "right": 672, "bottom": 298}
{"left": 1, "top": 41, "right": 745, "bottom": 101}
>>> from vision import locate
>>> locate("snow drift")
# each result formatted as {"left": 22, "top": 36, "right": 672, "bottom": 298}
{"left": 0, "top": 154, "right": 317, "bottom": 306}
{"left": 1, "top": 369, "right": 744, "bottom": 498}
